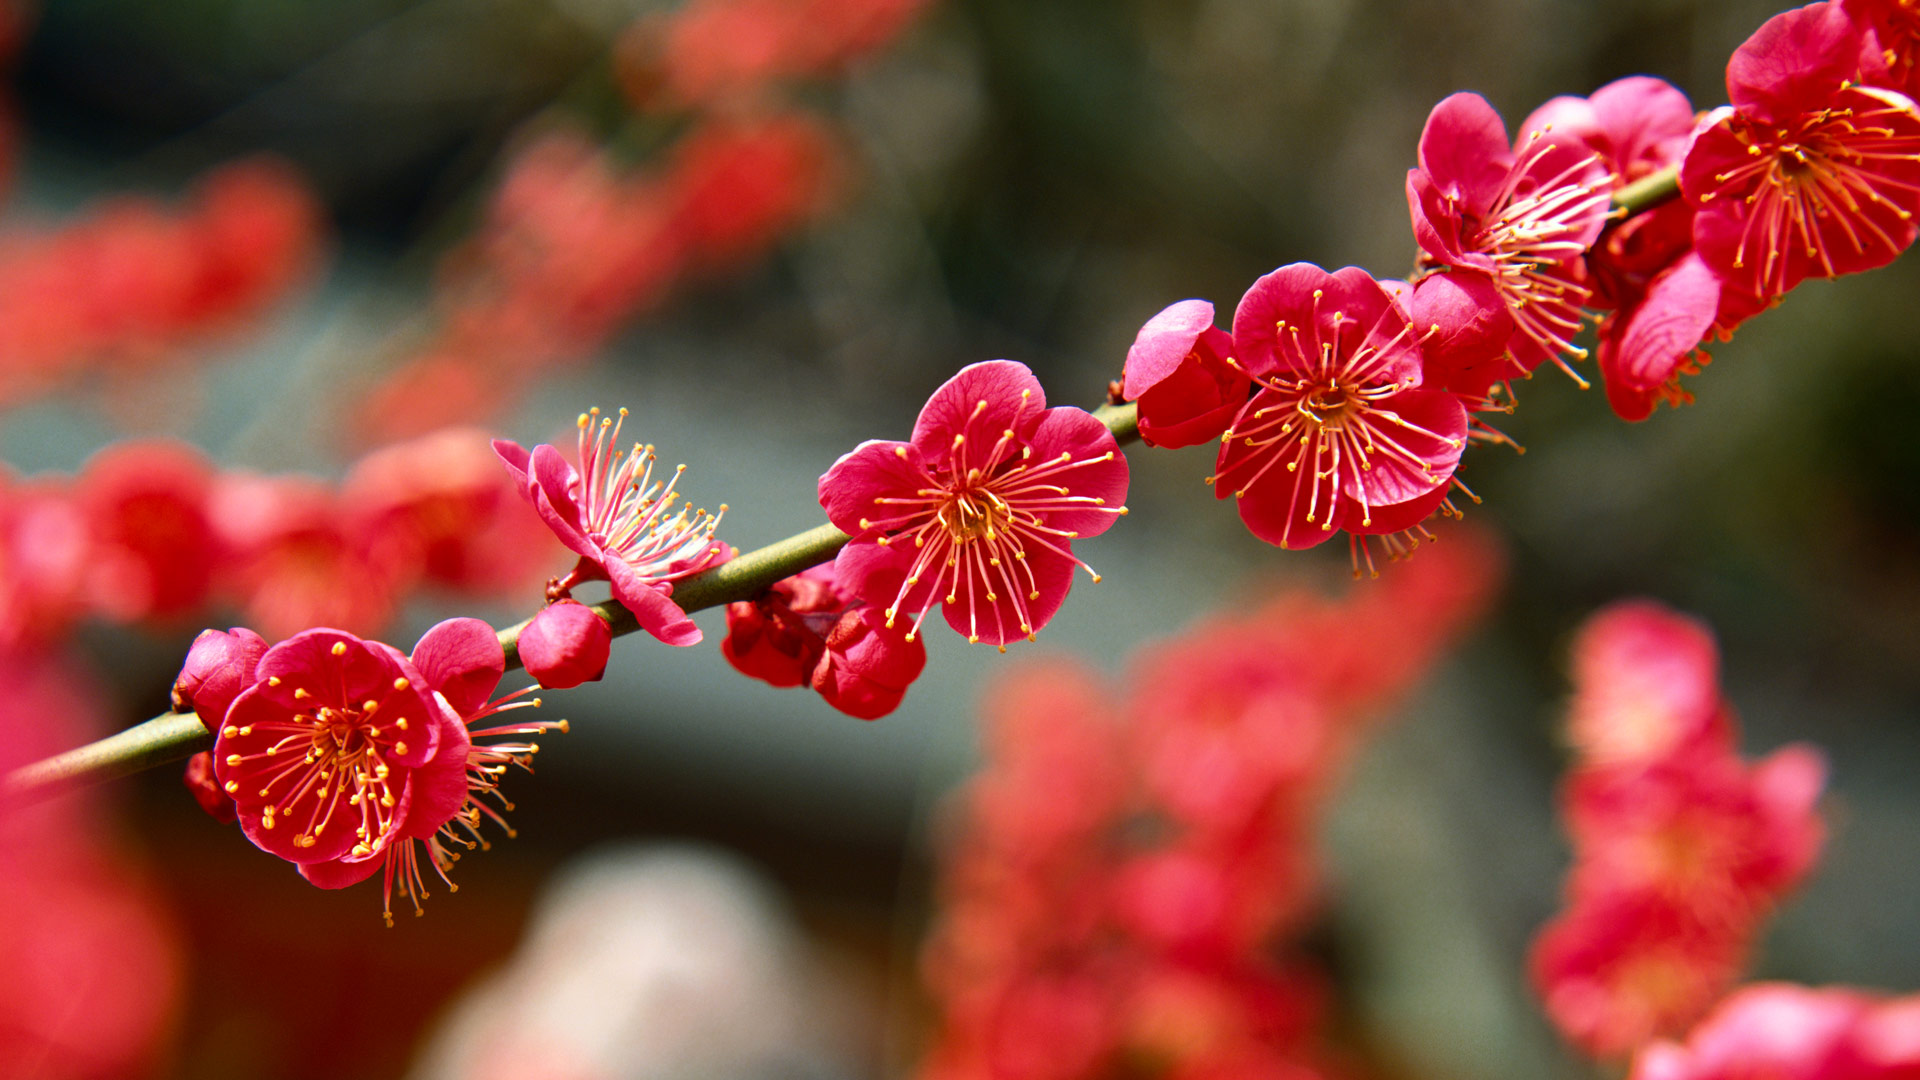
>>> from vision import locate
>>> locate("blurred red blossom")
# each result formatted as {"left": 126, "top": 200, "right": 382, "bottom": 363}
{"left": 917, "top": 527, "right": 1503, "bottom": 1080}
{"left": 1630, "top": 983, "right": 1920, "bottom": 1080}
{"left": 0, "top": 648, "right": 185, "bottom": 1079}
{"left": 1532, "top": 599, "right": 1828, "bottom": 1060}
{"left": 617, "top": 0, "right": 931, "bottom": 109}
{"left": 0, "top": 157, "right": 323, "bottom": 407}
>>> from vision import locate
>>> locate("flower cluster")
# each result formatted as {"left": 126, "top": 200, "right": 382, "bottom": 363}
{"left": 1531, "top": 601, "right": 1828, "bottom": 1060}
{"left": 721, "top": 564, "right": 926, "bottom": 719}
{"left": 0, "top": 428, "right": 559, "bottom": 648}
{"left": 819, "top": 360, "right": 1129, "bottom": 650}
{"left": 1118, "top": 0, "right": 1920, "bottom": 557}
{"left": 174, "top": 619, "right": 564, "bottom": 924}
{"left": 0, "top": 158, "right": 322, "bottom": 408}
{"left": 916, "top": 530, "right": 1501, "bottom": 1080}
{"left": 1630, "top": 983, "right": 1920, "bottom": 1080}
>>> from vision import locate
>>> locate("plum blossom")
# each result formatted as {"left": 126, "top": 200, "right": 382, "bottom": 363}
{"left": 1211, "top": 263, "right": 1467, "bottom": 550}
{"left": 495, "top": 407, "right": 730, "bottom": 647}
{"left": 1682, "top": 2, "right": 1920, "bottom": 299}
{"left": 1407, "top": 92, "right": 1613, "bottom": 385}
{"left": 820, "top": 360, "right": 1128, "bottom": 647}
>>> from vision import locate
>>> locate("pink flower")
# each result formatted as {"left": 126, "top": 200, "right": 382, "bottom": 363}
{"left": 75, "top": 438, "right": 221, "bottom": 623}
{"left": 1120, "top": 300, "right": 1250, "bottom": 449}
{"left": 820, "top": 360, "right": 1128, "bottom": 646}
{"left": 213, "top": 619, "right": 561, "bottom": 922}
{"left": 721, "top": 565, "right": 842, "bottom": 687}
{"left": 1595, "top": 253, "right": 1723, "bottom": 421}
{"left": 495, "top": 407, "right": 730, "bottom": 647}
{"left": 1629, "top": 984, "right": 1883, "bottom": 1080}
{"left": 722, "top": 564, "right": 926, "bottom": 718}
{"left": 1532, "top": 894, "right": 1747, "bottom": 1060}
{"left": 213, "top": 628, "right": 469, "bottom": 883}
{"left": 1408, "top": 91, "right": 1612, "bottom": 382}
{"left": 182, "top": 750, "right": 237, "bottom": 822}
{"left": 1211, "top": 263, "right": 1467, "bottom": 550}
{"left": 1846, "top": 0, "right": 1920, "bottom": 99}
{"left": 518, "top": 600, "right": 612, "bottom": 689}
{"left": 1682, "top": 2, "right": 1920, "bottom": 299}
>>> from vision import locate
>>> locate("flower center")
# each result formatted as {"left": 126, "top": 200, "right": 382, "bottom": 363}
{"left": 1300, "top": 385, "right": 1360, "bottom": 429}
{"left": 938, "top": 487, "right": 1011, "bottom": 543}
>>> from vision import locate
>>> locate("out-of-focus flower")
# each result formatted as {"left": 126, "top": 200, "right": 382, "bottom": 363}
{"left": 343, "top": 426, "right": 563, "bottom": 600}
{"left": 0, "top": 473, "right": 91, "bottom": 650}
{"left": 918, "top": 542, "right": 1500, "bottom": 1080}
{"left": 495, "top": 407, "right": 730, "bottom": 647}
{"left": 617, "top": 0, "right": 931, "bottom": 108}
{"left": 1628, "top": 983, "right": 1918, "bottom": 1080}
{"left": 1120, "top": 299, "right": 1249, "bottom": 449}
{"left": 666, "top": 113, "right": 840, "bottom": 271}
{"left": 0, "top": 648, "right": 185, "bottom": 1080}
{"left": 211, "top": 473, "right": 400, "bottom": 638}
{"left": 1533, "top": 893, "right": 1749, "bottom": 1060}
{"left": 1682, "top": 2, "right": 1920, "bottom": 300}
{"left": 518, "top": 600, "right": 611, "bottom": 690}
{"left": 1533, "top": 599, "right": 1828, "bottom": 1061}
{"left": 1212, "top": 263, "right": 1466, "bottom": 550}
{"left": 821, "top": 360, "right": 1128, "bottom": 647}
{"left": 76, "top": 438, "right": 220, "bottom": 623}
{"left": 0, "top": 157, "right": 322, "bottom": 406}
{"left": 1564, "top": 600, "right": 1726, "bottom": 768}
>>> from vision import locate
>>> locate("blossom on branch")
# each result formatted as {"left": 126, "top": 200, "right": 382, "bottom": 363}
{"left": 1120, "top": 299, "right": 1249, "bottom": 449}
{"left": 1407, "top": 91, "right": 1613, "bottom": 387}
{"left": 495, "top": 407, "right": 731, "bottom": 647}
{"left": 1211, "top": 263, "right": 1467, "bottom": 551}
{"left": 820, "top": 360, "right": 1128, "bottom": 648}
{"left": 1682, "top": 1, "right": 1920, "bottom": 300}
{"left": 722, "top": 564, "right": 925, "bottom": 718}
{"left": 201, "top": 619, "right": 559, "bottom": 923}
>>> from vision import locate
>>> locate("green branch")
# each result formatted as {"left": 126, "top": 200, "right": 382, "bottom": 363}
{"left": 3, "top": 401, "right": 1142, "bottom": 803}
{"left": 1611, "top": 164, "right": 1681, "bottom": 219}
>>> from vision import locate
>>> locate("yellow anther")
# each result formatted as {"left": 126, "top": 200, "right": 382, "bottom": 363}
{"left": 331, "top": 642, "right": 347, "bottom": 656}
{"left": 393, "top": 677, "right": 409, "bottom": 690}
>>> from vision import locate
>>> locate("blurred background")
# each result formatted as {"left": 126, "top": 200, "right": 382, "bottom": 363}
{"left": 1, "top": 0, "right": 1918, "bottom": 1077}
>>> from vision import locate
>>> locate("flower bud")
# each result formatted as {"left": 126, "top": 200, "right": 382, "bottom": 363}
{"left": 520, "top": 601, "right": 612, "bottom": 689}
{"left": 182, "top": 751, "right": 237, "bottom": 824}
{"left": 811, "top": 607, "right": 926, "bottom": 720}
{"left": 171, "top": 627, "right": 268, "bottom": 731}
